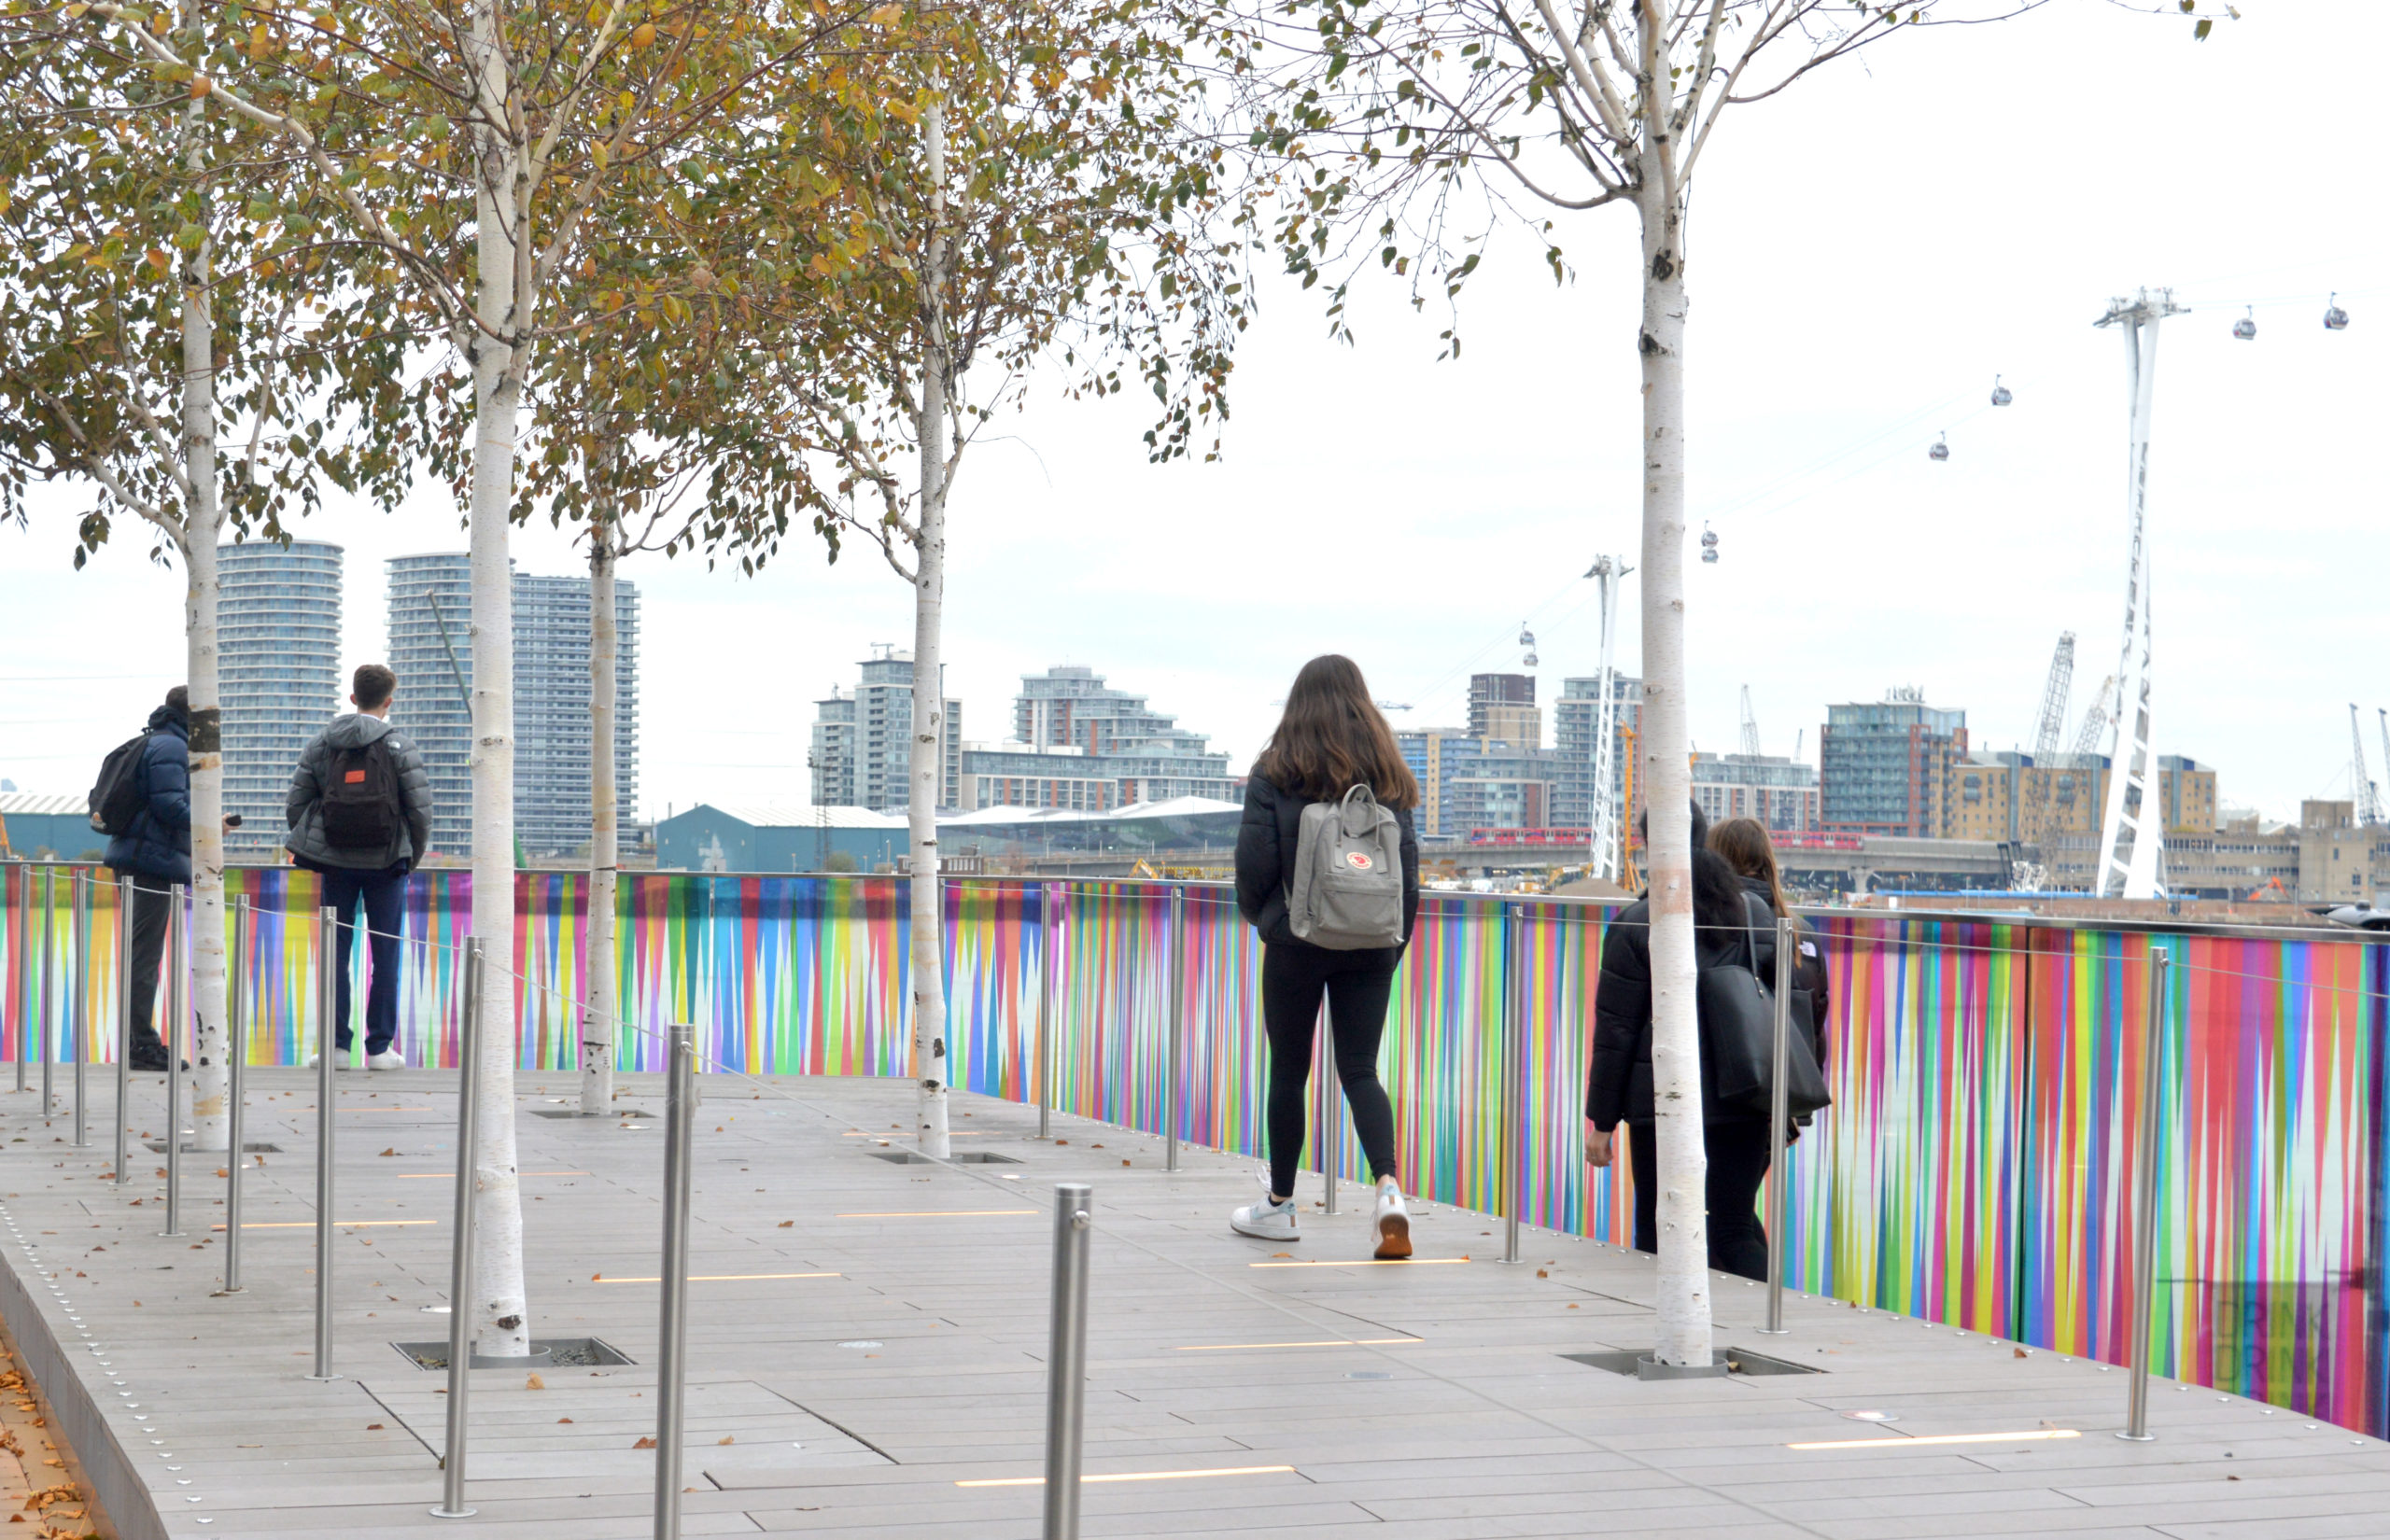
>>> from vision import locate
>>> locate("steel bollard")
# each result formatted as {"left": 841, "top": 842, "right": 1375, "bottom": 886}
{"left": 1042, "top": 1183, "right": 1093, "bottom": 1540}
{"left": 162, "top": 885, "right": 185, "bottom": 1239}
{"left": 72, "top": 873, "right": 90, "bottom": 1147}
{"left": 114, "top": 875, "right": 133, "bottom": 1185}
{"left": 432, "top": 939, "right": 485, "bottom": 1519}
{"left": 1165, "top": 885, "right": 1183, "bottom": 1174}
{"left": 1759, "top": 916, "right": 1795, "bottom": 1335}
{"left": 2118, "top": 945, "right": 2170, "bottom": 1442}
{"left": 1039, "top": 882, "right": 1056, "bottom": 1141}
{"left": 221, "top": 900, "right": 246, "bottom": 1294}
{"left": 1502, "top": 902, "right": 1524, "bottom": 1265}
{"left": 652, "top": 1020, "right": 697, "bottom": 1540}
{"left": 39, "top": 867, "right": 55, "bottom": 1110}
{"left": 308, "top": 904, "right": 339, "bottom": 1381}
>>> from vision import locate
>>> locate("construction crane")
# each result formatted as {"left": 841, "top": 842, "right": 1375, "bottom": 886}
{"left": 2381, "top": 709, "right": 2390, "bottom": 819}
{"left": 2020, "top": 632, "right": 2076, "bottom": 851}
{"left": 2352, "top": 705, "right": 2383, "bottom": 826}
{"left": 2071, "top": 676, "right": 2116, "bottom": 763}
{"left": 1737, "top": 687, "right": 1763, "bottom": 758}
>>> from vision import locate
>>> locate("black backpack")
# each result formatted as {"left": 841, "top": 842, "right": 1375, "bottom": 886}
{"left": 89, "top": 734, "right": 151, "bottom": 835}
{"left": 320, "top": 736, "right": 401, "bottom": 849}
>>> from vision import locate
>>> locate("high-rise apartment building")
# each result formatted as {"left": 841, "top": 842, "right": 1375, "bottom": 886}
{"left": 1468, "top": 674, "right": 1540, "bottom": 749}
{"left": 386, "top": 554, "right": 640, "bottom": 859}
{"left": 1820, "top": 689, "right": 1968, "bottom": 836}
{"left": 1554, "top": 674, "right": 1642, "bottom": 833}
{"left": 808, "top": 650, "right": 961, "bottom": 812}
{"left": 1690, "top": 753, "right": 1820, "bottom": 833}
{"left": 218, "top": 540, "right": 343, "bottom": 852}
{"left": 959, "top": 666, "right": 1232, "bottom": 811}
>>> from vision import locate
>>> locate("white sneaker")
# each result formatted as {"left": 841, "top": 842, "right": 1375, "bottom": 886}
{"left": 365, "top": 1049, "right": 405, "bottom": 1071}
{"left": 1372, "top": 1178, "right": 1413, "bottom": 1260}
{"left": 305, "top": 1052, "right": 358, "bottom": 1071}
{"left": 1230, "top": 1174, "right": 1300, "bottom": 1242}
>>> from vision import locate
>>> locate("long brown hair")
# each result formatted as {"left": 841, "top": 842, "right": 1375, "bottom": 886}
{"left": 1708, "top": 817, "right": 1790, "bottom": 918}
{"left": 1253, "top": 655, "right": 1421, "bottom": 809}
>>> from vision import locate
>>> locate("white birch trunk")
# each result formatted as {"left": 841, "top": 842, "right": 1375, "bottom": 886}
{"left": 463, "top": 7, "right": 531, "bottom": 1357}
{"left": 177, "top": 54, "right": 231, "bottom": 1153}
{"left": 1635, "top": 129, "right": 1711, "bottom": 1367}
{"left": 581, "top": 513, "right": 617, "bottom": 1116}
{"left": 907, "top": 92, "right": 952, "bottom": 1160}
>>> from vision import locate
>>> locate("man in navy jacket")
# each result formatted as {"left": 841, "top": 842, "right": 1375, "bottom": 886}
{"left": 103, "top": 687, "right": 192, "bottom": 1071}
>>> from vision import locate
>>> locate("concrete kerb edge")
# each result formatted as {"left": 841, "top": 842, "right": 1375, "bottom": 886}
{"left": 0, "top": 1229, "right": 162, "bottom": 1540}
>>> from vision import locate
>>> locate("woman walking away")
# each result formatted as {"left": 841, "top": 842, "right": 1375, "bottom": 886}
{"left": 1582, "top": 803, "right": 1782, "bottom": 1281}
{"left": 1708, "top": 817, "right": 1831, "bottom": 1086}
{"left": 1231, "top": 655, "right": 1421, "bottom": 1259}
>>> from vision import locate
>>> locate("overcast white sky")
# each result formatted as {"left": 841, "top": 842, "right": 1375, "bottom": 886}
{"left": 5, "top": 2, "right": 2383, "bottom": 825}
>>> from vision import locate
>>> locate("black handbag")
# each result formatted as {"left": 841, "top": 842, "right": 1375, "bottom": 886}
{"left": 1699, "top": 902, "right": 1832, "bottom": 1121}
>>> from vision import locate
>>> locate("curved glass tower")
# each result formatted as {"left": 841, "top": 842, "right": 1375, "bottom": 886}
{"left": 217, "top": 540, "right": 344, "bottom": 853}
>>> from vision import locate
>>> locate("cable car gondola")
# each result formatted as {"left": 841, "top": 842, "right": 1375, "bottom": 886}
{"left": 2325, "top": 293, "right": 2350, "bottom": 331}
{"left": 2233, "top": 306, "right": 2256, "bottom": 341}
{"left": 1699, "top": 523, "right": 1719, "bottom": 565}
{"left": 1929, "top": 432, "right": 1949, "bottom": 462}
{"left": 1516, "top": 623, "right": 1536, "bottom": 648}
{"left": 1522, "top": 651, "right": 1539, "bottom": 667}
{"left": 1989, "top": 374, "right": 2012, "bottom": 407}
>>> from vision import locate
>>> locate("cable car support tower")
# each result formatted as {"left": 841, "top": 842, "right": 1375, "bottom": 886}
{"left": 1585, "top": 555, "right": 1634, "bottom": 884}
{"left": 2092, "top": 289, "right": 2183, "bottom": 900}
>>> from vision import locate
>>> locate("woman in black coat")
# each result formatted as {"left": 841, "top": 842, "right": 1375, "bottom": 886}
{"left": 1582, "top": 805, "right": 1783, "bottom": 1281}
{"left": 1232, "top": 655, "right": 1421, "bottom": 1258}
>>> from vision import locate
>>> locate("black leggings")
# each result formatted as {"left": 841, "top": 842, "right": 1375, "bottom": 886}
{"left": 1262, "top": 943, "right": 1400, "bottom": 1199}
{"left": 1627, "top": 1119, "right": 1773, "bottom": 1281}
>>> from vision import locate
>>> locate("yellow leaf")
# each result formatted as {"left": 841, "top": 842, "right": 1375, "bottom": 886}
{"left": 630, "top": 21, "right": 655, "bottom": 47}
{"left": 866, "top": 2, "right": 900, "bottom": 22}
{"left": 248, "top": 22, "right": 272, "bottom": 58}
{"left": 190, "top": 76, "right": 212, "bottom": 99}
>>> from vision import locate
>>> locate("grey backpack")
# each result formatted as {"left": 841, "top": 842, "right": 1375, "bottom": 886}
{"left": 1287, "top": 785, "right": 1405, "bottom": 948}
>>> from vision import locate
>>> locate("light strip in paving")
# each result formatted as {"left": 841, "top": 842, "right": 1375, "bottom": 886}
{"left": 836, "top": 1211, "right": 1038, "bottom": 1218}
{"left": 956, "top": 1464, "right": 1298, "bottom": 1488}
{"left": 1788, "top": 1429, "right": 2083, "bottom": 1450}
{"left": 395, "top": 1170, "right": 588, "bottom": 1179}
{"left": 1248, "top": 1257, "right": 1469, "bottom": 1267}
{"left": 210, "top": 1220, "right": 437, "bottom": 1230}
{"left": 591, "top": 1272, "right": 840, "bottom": 1283}
{"left": 1174, "top": 1337, "right": 1421, "bottom": 1351}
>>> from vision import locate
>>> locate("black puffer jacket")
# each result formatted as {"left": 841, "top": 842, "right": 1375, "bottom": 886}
{"left": 1233, "top": 773, "right": 1420, "bottom": 949}
{"left": 102, "top": 703, "right": 191, "bottom": 883}
{"left": 1584, "top": 848, "right": 1778, "bottom": 1129}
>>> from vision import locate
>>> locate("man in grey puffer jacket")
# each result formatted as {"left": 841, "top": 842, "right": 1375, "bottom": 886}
{"left": 287, "top": 663, "right": 433, "bottom": 1069}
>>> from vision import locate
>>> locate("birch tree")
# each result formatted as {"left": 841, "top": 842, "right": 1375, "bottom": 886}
{"left": 710, "top": 0, "right": 1247, "bottom": 1157}
{"left": 61, "top": 0, "right": 897, "bottom": 1359}
{"left": 1222, "top": 0, "right": 2227, "bottom": 1365}
{"left": 0, "top": 6, "right": 396, "bottom": 1153}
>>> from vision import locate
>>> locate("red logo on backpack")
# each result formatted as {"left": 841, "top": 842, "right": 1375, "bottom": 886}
{"left": 344, "top": 770, "right": 367, "bottom": 783}
{"left": 1345, "top": 851, "right": 1373, "bottom": 870}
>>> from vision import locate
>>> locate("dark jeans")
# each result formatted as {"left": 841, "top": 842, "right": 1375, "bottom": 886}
{"left": 1261, "top": 942, "right": 1401, "bottom": 1199}
{"left": 117, "top": 870, "right": 173, "bottom": 1056}
{"left": 319, "top": 862, "right": 409, "bottom": 1054}
{"left": 1628, "top": 1119, "right": 1773, "bottom": 1282}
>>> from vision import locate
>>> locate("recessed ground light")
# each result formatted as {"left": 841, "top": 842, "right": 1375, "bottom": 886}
{"left": 1840, "top": 1410, "right": 1898, "bottom": 1423}
{"left": 838, "top": 1340, "right": 882, "bottom": 1350}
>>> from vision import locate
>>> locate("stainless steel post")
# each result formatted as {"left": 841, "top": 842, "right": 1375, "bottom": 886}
{"left": 1759, "top": 916, "right": 1795, "bottom": 1334}
{"left": 39, "top": 867, "right": 55, "bottom": 1108}
{"left": 652, "top": 1019, "right": 696, "bottom": 1540}
{"left": 1503, "top": 902, "right": 1523, "bottom": 1264}
{"left": 162, "top": 884, "right": 185, "bottom": 1238}
{"left": 1041, "top": 1182, "right": 1093, "bottom": 1540}
{"left": 72, "top": 873, "right": 90, "bottom": 1146}
{"left": 114, "top": 875, "right": 133, "bottom": 1185}
{"left": 221, "top": 900, "right": 247, "bottom": 1294}
{"left": 2118, "top": 945, "right": 2169, "bottom": 1442}
{"left": 431, "top": 939, "right": 485, "bottom": 1519}
{"left": 1039, "top": 884, "right": 1054, "bottom": 1139}
{"left": 1319, "top": 1010, "right": 1341, "bottom": 1216}
{"left": 308, "top": 904, "right": 339, "bottom": 1381}
{"left": 1165, "top": 885, "right": 1183, "bottom": 1173}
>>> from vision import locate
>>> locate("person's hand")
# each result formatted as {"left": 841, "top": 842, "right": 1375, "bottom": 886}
{"left": 1583, "top": 1121, "right": 1613, "bottom": 1169}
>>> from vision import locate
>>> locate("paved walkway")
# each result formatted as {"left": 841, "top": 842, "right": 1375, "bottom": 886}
{"left": 1, "top": 1068, "right": 2384, "bottom": 1539}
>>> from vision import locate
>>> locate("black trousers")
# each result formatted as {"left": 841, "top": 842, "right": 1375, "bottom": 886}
{"left": 1627, "top": 1119, "right": 1773, "bottom": 1282}
{"left": 319, "top": 862, "right": 410, "bottom": 1053}
{"left": 1261, "top": 942, "right": 1400, "bottom": 1199}
{"left": 118, "top": 870, "right": 173, "bottom": 1055}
